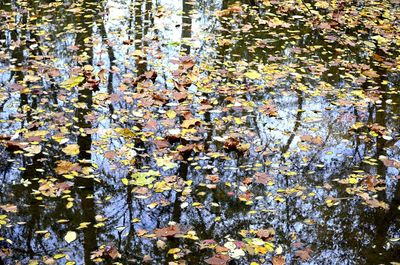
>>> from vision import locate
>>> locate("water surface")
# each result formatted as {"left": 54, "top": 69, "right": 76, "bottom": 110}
{"left": 0, "top": 0, "right": 399, "bottom": 264}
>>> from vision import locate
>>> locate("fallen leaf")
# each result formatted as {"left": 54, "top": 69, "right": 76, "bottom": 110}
{"left": 205, "top": 254, "right": 230, "bottom": 265}
{"left": 64, "top": 231, "right": 77, "bottom": 244}
{"left": 272, "top": 255, "right": 285, "bottom": 265}
{"left": 295, "top": 246, "right": 312, "bottom": 261}
{"left": 0, "top": 204, "right": 17, "bottom": 213}
{"left": 154, "top": 225, "right": 180, "bottom": 238}
{"left": 62, "top": 144, "right": 80, "bottom": 156}
{"left": 244, "top": 70, "right": 261, "bottom": 79}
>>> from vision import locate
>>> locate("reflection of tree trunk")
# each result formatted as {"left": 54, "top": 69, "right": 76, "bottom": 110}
{"left": 281, "top": 90, "right": 303, "bottom": 155}
{"left": 98, "top": 18, "right": 116, "bottom": 114}
{"left": 10, "top": 12, "right": 28, "bottom": 108}
{"left": 364, "top": 47, "right": 400, "bottom": 263}
{"left": 74, "top": 2, "right": 97, "bottom": 263}
{"left": 171, "top": 160, "right": 189, "bottom": 223}
{"left": 135, "top": 0, "right": 146, "bottom": 76}
{"left": 144, "top": 0, "right": 153, "bottom": 37}
{"left": 76, "top": 97, "right": 97, "bottom": 265}
{"left": 180, "top": 0, "right": 192, "bottom": 54}
{"left": 166, "top": 152, "right": 190, "bottom": 263}
{"left": 124, "top": 185, "right": 135, "bottom": 253}
{"left": 21, "top": 154, "right": 42, "bottom": 258}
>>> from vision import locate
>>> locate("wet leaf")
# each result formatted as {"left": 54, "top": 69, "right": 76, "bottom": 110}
{"left": 0, "top": 204, "right": 17, "bottom": 213}
{"left": 272, "top": 255, "right": 285, "bottom": 265}
{"left": 64, "top": 231, "right": 77, "bottom": 244}
{"left": 60, "top": 76, "right": 84, "bottom": 90}
{"left": 244, "top": 70, "right": 261, "bottom": 79}
{"left": 62, "top": 144, "right": 80, "bottom": 156}
{"left": 154, "top": 225, "right": 180, "bottom": 238}
{"left": 295, "top": 247, "right": 312, "bottom": 261}
{"left": 205, "top": 254, "right": 230, "bottom": 265}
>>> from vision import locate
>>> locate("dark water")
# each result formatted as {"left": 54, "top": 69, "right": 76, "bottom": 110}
{"left": 0, "top": 0, "right": 399, "bottom": 264}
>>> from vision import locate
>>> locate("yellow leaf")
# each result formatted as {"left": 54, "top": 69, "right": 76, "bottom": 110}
{"left": 60, "top": 76, "right": 84, "bottom": 90}
{"left": 167, "top": 248, "right": 181, "bottom": 254}
{"left": 66, "top": 201, "right": 74, "bottom": 209}
{"left": 64, "top": 231, "right": 77, "bottom": 243}
{"left": 315, "top": 1, "right": 329, "bottom": 8}
{"left": 122, "top": 178, "right": 129, "bottom": 185}
{"left": 62, "top": 144, "right": 80, "bottom": 156}
{"left": 53, "top": 254, "right": 66, "bottom": 260}
{"left": 166, "top": 110, "right": 176, "bottom": 119}
{"left": 244, "top": 70, "right": 261, "bottom": 79}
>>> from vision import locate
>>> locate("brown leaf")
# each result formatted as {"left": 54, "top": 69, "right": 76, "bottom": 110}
{"left": 205, "top": 254, "right": 230, "bottom": 265}
{"left": 272, "top": 255, "right": 286, "bottom": 265}
{"left": 256, "top": 228, "right": 275, "bottom": 240}
{"left": 300, "top": 135, "right": 324, "bottom": 146}
{"left": 215, "top": 245, "right": 229, "bottom": 253}
{"left": 206, "top": 175, "right": 220, "bottom": 183}
{"left": 362, "top": 70, "right": 379, "bottom": 78}
{"left": 0, "top": 134, "right": 11, "bottom": 140}
{"left": 182, "top": 118, "right": 201, "bottom": 129}
{"left": 154, "top": 225, "right": 180, "bottom": 238}
{"left": 295, "top": 246, "right": 312, "bottom": 261}
{"left": 0, "top": 204, "right": 17, "bottom": 213}
{"left": 55, "top": 160, "right": 81, "bottom": 175}
{"left": 5, "top": 141, "right": 28, "bottom": 151}
{"left": 259, "top": 104, "right": 278, "bottom": 117}
{"left": 380, "top": 156, "right": 400, "bottom": 169}
{"left": 106, "top": 246, "right": 121, "bottom": 260}
{"left": 179, "top": 56, "right": 195, "bottom": 70}
{"left": 143, "top": 255, "right": 152, "bottom": 263}
{"left": 104, "top": 151, "right": 117, "bottom": 159}
{"left": 224, "top": 137, "right": 240, "bottom": 151}
{"left": 255, "top": 172, "right": 273, "bottom": 185}
{"left": 154, "top": 139, "right": 170, "bottom": 150}
{"left": 173, "top": 91, "right": 188, "bottom": 101}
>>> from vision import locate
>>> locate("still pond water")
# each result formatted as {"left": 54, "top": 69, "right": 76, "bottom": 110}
{"left": 0, "top": 0, "right": 400, "bottom": 264}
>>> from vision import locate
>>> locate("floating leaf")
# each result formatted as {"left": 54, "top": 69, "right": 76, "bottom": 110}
{"left": 62, "top": 144, "right": 80, "bottom": 156}
{"left": 205, "top": 254, "right": 230, "bottom": 265}
{"left": 0, "top": 204, "right": 17, "bottom": 213}
{"left": 154, "top": 225, "right": 180, "bottom": 238}
{"left": 60, "top": 76, "right": 84, "bottom": 90}
{"left": 244, "top": 70, "right": 261, "bottom": 79}
{"left": 23, "top": 145, "right": 42, "bottom": 155}
{"left": 272, "top": 255, "right": 286, "bottom": 265}
{"left": 64, "top": 231, "right": 77, "bottom": 244}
